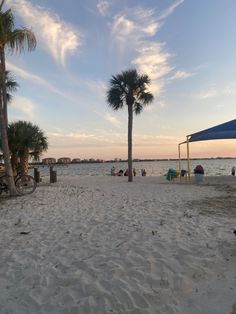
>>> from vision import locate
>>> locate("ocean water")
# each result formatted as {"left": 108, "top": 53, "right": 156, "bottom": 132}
{"left": 35, "top": 159, "right": 236, "bottom": 177}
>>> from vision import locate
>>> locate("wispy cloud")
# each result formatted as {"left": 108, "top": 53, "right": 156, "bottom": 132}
{"left": 112, "top": 7, "right": 159, "bottom": 47}
{"left": 195, "top": 82, "right": 236, "bottom": 99}
{"left": 132, "top": 43, "right": 173, "bottom": 95}
{"left": 170, "top": 70, "right": 194, "bottom": 80}
{"left": 158, "top": 0, "right": 184, "bottom": 21}
{"left": 97, "top": 0, "right": 110, "bottom": 16}
{"left": 7, "top": 0, "right": 81, "bottom": 66}
{"left": 10, "top": 96, "right": 36, "bottom": 118}
{"left": 111, "top": 1, "right": 186, "bottom": 97}
{"left": 133, "top": 133, "right": 181, "bottom": 146}
{"left": 196, "top": 87, "right": 218, "bottom": 99}
{"left": 7, "top": 62, "right": 79, "bottom": 102}
{"left": 7, "top": 62, "right": 51, "bottom": 86}
{"left": 104, "top": 112, "right": 122, "bottom": 127}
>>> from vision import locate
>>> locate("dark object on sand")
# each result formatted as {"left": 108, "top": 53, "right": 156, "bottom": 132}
{"left": 233, "top": 230, "right": 236, "bottom": 236}
{"left": 20, "top": 231, "right": 30, "bottom": 235}
{"left": 194, "top": 165, "right": 204, "bottom": 174}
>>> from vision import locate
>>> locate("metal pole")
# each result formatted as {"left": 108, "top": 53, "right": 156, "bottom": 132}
{"left": 186, "top": 136, "right": 190, "bottom": 180}
{"left": 178, "top": 144, "right": 182, "bottom": 181}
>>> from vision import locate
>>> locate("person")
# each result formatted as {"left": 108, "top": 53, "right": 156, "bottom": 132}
{"left": 231, "top": 166, "right": 235, "bottom": 176}
{"left": 181, "top": 169, "right": 187, "bottom": 177}
{"left": 124, "top": 169, "right": 129, "bottom": 176}
{"left": 118, "top": 169, "right": 123, "bottom": 176}
{"left": 194, "top": 165, "right": 204, "bottom": 174}
{"left": 111, "top": 166, "right": 116, "bottom": 176}
{"left": 133, "top": 168, "right": 136, "bottom": 176}
{"left": 141, "top": 169, "right": 146, "bottom": 176}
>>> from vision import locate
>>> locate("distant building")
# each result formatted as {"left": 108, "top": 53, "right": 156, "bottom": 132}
{"left": 96, "top": 159, "right": 104, "bottom": 163}
{"left": 42, "top": 158, "right": 56, "bottom": 165}
{"left": 57, "top": 157, "right": 71, "bottom": 164}
{"left": 72, "top": 158, "right": 81, "bottom": 163}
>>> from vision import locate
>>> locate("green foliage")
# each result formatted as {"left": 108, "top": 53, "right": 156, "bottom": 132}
{"left": 7, "top": 121, "right": 48, "bottom": 161}
{"left": 107, "top": 68, "right": 154, "bottom": 112}
{"left": 0, "top": 0, "right": 36, "bottom": 52}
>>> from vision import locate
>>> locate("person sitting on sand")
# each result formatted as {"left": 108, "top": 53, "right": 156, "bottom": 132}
{"left": 141, "top": 169, "right": 146, "bottom": 176}
{"left": 124, "top": 169, "right": 129, "bottom": 176}
{"left": 231, "top": 166, "right": 235, "bottom": 176}
{"left": 111, "top": 166, "right": 116, "bottom": 176}
{"left": 194, "top": 165, "right": 204, "bottom": 175}
{"left": 118, "top": 169, "right": 123, "bottom": 176}
{"left": 133, "top": 168, "right": 136, "bottom": 176}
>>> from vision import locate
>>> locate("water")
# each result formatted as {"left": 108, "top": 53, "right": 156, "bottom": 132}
{"left": 34, "top": 159, "right": 236, "bottom": 177}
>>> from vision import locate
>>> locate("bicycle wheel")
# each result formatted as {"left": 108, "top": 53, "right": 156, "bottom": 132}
{"left": 15, "top": 175, "right": 37, "bottom": 195}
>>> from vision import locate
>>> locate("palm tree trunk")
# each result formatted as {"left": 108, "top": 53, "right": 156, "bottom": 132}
{"left": 128, "top": 104, "right": 133, "bottom": 182}
{"left": 11, "top": 153, "right": 18, "bottom": 176}
{"left": 20, "top": 150, "right": 29, "bottom": 176}
{"left": 0, "top": 48, "right": 8, "bottom": 125}
{"left": 0, "top": 48, "right": 17, "bottom": 196}
{"left": 0, "top": 98, "right": 17, "bottom": 195}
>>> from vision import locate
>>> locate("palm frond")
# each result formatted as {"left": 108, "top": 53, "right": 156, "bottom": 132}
{"left": 0, "top": 0, "right": 5, "bottom": 11}
{"left": 7, "top": 120, "right": 48, "bottom": 157}
{"left": 138, "top": 92, "right": 154, "bottom": 105}
{"left": 7, "top": 28, "right": 36, "bottom": 53}
{"left": 107, "top": 68, "right": 154, "bottom": 114}
{"left": 133, "top": 102, "right": 143, "bottom": 115}
{"left": 107, "top": 86, "right": 124, "bottom": 110}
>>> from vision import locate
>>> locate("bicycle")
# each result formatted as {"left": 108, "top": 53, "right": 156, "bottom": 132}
{"left": 0, "top": 171, "right": 37, "bottom": 195}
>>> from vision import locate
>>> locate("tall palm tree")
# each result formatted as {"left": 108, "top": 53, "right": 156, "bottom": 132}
{"left": 107, "top": 69, "right": 154, "bottom": 182}
{"left": 0, "top": 0, "right": 36, "bottom": 195}
{"left": 7, "top": 121, "right": 48, "bottom": 175}
{"left": 5, "top": 70, "right": 19, "bottom": 106}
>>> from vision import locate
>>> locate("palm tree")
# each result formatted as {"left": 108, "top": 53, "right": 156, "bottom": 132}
{"left": 107, "top": 69, "right": 154, "bottom": 182}
{"left": 7, "top": 121, "right": 48, "bottom": 176}
{"left": 0, "top": 0, "right": 36, "bottom": 195}
{"left": 5, "top": 70, "right": 19, "bottom": 107}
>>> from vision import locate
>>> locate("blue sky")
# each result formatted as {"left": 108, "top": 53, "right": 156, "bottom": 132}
{"left": 5, "top": 0, "right": 236, "bottom": 160}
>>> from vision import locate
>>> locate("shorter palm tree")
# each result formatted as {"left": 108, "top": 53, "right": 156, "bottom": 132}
{"left": 7, "top": 121, "right": 48, "bottom": 175}
{"left": 107, "top": 69, "right": 154, "bottom": 182}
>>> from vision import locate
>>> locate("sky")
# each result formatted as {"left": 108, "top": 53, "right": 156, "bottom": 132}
{"left": 4, "top": 0, "right": 236, "bottom": 160}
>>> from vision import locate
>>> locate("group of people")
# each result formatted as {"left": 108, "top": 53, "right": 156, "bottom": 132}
{"left": 111, "top": 166, "right": 146, "bottom": 176}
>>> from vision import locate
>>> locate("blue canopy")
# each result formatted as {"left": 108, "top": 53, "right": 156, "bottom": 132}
{"left": 188, "top": 119, "right": 236, "bottom": 142}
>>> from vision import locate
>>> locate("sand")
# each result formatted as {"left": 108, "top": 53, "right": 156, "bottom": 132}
{"left": 0, "top": 175, "right": 236, "bottom": 314}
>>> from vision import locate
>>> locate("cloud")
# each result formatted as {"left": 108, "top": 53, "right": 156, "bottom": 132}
{"left": 7, "top": 0, "right": 81, "bottom": 66}
{"left": 170, "top": 70, "right": 194, "bottom": 80}
{"left": 132, "top": 43, "right": 173, "bottom": 96}
{"left": 97, "top": 0, "right": 110, "bottom": 16}
{"left": 195, "top": 82, "right": 236, "bottom": 99}
{"left": 111, "top": 2, "right": 186, "bottom": 97}
{"left": 104, "top": 113, "right": 122, "bottom": 127}
{"left": 158, "top": 0, "right": 184, "bottom": 21}
{"left": 132, "top": 43, "right": 173, "bottom": 80}
{"left": 7, "top": 62, "right": 51, "bottom": 86}
{"left": 224, "top": 82, "right": 236, "bottom": 95}
{"left": 6, "top": 62, "right": 80, "bottom": 102}
{"left": 112, "top": 7, "right": 159, "bottom": 46}
{"left": 196, "top": 87, "right": 218, "bottom": 99}
{"left": 10, "top": 96, "right": 36, "bottom": 118}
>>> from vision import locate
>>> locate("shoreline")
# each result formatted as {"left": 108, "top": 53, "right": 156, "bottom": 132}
{"left": 0, "top": 175, "right": 235, "bottom": 313}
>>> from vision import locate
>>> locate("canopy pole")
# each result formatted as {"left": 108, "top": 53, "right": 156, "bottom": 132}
{"left": 178, "top": 144, "right": 182, "bottom": 181}
{"left": 186, "top": 136, "right": 190, "bottom": 180}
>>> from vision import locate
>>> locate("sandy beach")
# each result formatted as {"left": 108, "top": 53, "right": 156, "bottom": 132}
{"left": 0, "top": 175, "right": 236, "bottom": 314}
